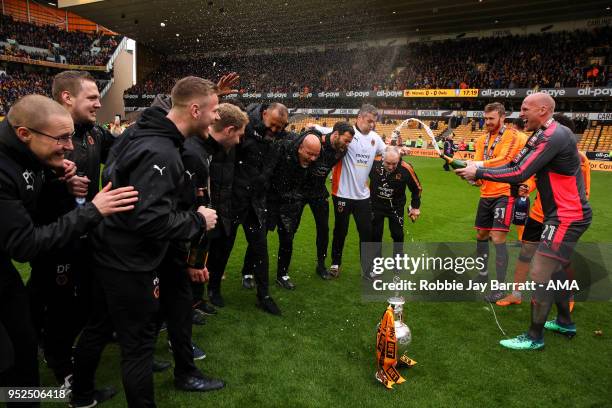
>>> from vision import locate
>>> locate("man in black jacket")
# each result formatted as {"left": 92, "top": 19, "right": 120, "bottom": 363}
{"left": 268, "top": 132, "right": 321, "bottom": 290}
{"left": 159, "top": 102, "right": 246, "bottom": 392}
{"left": 370, "top": 146, "right": 422, "bottom": 246}
{"left": 27, "top": 71, "right": 117, "bottom": 387}
{"left": 71, "top": 77, "right": 219, "bottom": 408}
{"left": 0, "top": 95, "right": 137, "bottom": 405}
{"left": 210, "top": 102, "right": 287, "bottom": 315}
{"left": 300, "top": 122, "right": 354, "bottom": 280}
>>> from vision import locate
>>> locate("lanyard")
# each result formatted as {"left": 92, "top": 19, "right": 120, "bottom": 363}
{"left": 484, "top": 126, "right": 506, "bottom": 160}
{"left": 511, "top": 118, "right": 554, "bottom": 165}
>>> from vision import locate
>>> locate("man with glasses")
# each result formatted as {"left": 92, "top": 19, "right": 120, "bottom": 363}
{"left": 0, "top": 95, "right": 138, "bottom": 401}
{"left": 26, "top": 71, "right": 118, "bottom": 390}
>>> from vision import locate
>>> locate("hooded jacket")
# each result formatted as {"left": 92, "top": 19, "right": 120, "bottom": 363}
{"left": 150, "top": 93, "right": 235, "bottom": 236}
{"left": 266, "top": 131, "right": 313, "bottom": 233}
{"left": 232, "top": 103, "right": 286, "bottom": 226}
{"left": 0, "top": 120, "right": 102, "bottom": 292}
{"left": 90, "top": 106, "right": 204, "bottom": 272}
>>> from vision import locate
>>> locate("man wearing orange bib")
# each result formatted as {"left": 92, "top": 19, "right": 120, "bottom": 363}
{"left": 471, "top": 103, "right": 527, "bottom": 302}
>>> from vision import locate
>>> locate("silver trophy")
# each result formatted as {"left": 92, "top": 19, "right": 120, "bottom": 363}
{"left": 388, "top": 296, "right": 412, "bottom": 356}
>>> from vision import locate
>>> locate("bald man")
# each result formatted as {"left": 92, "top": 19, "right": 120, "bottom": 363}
{"left": 267, "top": 131, "right": 321, "bottom": 290}
{"left": 457, "top": 93, "right": 592, "bottom": 350}
{"left": 0, "top": 95, "right": 137, "bottom": 398}
{"left": 370, "top": 146, "right": 422, "bottom": 246}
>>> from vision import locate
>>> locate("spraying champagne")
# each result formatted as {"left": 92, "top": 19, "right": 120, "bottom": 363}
{"left": 392, "top": 118, "right": 466, "bottom": 168}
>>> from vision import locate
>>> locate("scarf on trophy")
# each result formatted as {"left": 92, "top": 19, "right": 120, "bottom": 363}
{"left": 375, "top": 306, "right": 406, "bottom": 389}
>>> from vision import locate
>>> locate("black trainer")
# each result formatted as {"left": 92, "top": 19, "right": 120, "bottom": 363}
{"left": 316, "top": 264, "right": 332, "bottom": 280}
{"left": 208, "top": 290, "right": 225, "bottom": 308}
{"left": 174, "top": 375, "right": 225, "bottom": 392}
{"left": 153, "top": 359, "right": 172, "bottom": 373}
{"left": 256, "top": 295, "right": 281, "bottom": 316}
{"left": 484, "top": 290, "right": 506, "bottom": 303}
{"left": 276, "top": 275, "right": 296, "bottom": 290}
{"left": 192, "top": 309, "right": 206, "bottom": 325}
{"left": 196, "top": 300, "right": 217, "bottom": 315}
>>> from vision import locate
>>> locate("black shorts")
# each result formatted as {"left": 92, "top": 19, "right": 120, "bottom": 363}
{"left": 522, "top": 217, "right": 544, "bottom": 243}
{"left": 475, "top": 196, "right": 515, "bottom": 232}
{"left": 537, "top": 221, "right": 590, "bottom": 262}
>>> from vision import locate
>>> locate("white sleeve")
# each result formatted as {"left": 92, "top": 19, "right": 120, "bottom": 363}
{"left": 314, "top": 125, "right": 333, "bottom": 134}
{"left": 375, "top": 135, "right": 386, "bottom": 155}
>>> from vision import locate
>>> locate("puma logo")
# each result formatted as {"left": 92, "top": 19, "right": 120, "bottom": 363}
{"left": 153, "top": 165, "right": 166, "bottom": 175}
{"left": 185, "top": 170, "right": 195, "bottom": 180}
{"left": 22, "top": 169, "right": 35, "bottom": 191}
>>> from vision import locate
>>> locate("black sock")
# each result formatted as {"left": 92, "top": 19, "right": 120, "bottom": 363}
{"left": 552, "top": 269, "right": 573, "bottom": 325}
{"left": 494, "top": 242, "right": 509, "bottom": 283}
{"left": 477, "top": 239, "right": 489, "bottom": 275}
{"left": 528, "top": 286, "right": 553, "bottom": 340}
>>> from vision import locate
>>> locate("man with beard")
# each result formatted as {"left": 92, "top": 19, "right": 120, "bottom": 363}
{"left": 70, "top": 77, "right": 219, "bottom": 407}
{"left": 0, "top": 95, "right": 137, "bottom": 405}
{"left": 27, "top": 70, "right": 117, "bottom": 388}
{"left": 269, "top": 132, "right": 321, "bottom": 289}
{"left": 469, "top": 102, "right": 527, "bottom": 302}
{"left": 208, "top": 103, "right": 287, "bottom": 314}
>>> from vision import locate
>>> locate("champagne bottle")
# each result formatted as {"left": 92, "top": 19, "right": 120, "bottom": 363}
{"left": 441, "top": 155, "right": 467, "bottom": 169}
{"left": 187, "top": 188, "right": 210, "bottom": 269}
{"left": 75, "top": 171, "right": 87, "bottom": 207}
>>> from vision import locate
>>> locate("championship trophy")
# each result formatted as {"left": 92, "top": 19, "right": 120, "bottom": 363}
{"left": 375, "top": 278, "right": 417, "bottom": 389}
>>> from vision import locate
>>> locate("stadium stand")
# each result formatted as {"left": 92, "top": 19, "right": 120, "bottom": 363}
{"left": 127, "top": 26, "right": 612, "bottom": 95}
{"left": 1, "top": 14, "right": 120, "bottom": 66}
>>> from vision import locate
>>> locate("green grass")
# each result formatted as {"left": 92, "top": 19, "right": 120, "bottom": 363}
{"left": 15, "top": 156, "right": 611, "bottom": 407}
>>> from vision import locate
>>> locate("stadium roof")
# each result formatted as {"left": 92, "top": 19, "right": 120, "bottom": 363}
{"left": 61, "top": 0, "right": 611, "bottom": 54}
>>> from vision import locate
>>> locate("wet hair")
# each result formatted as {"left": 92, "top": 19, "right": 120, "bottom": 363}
{"left": 332, "top": 121, "right": 354, "bottom": 137}
{"left": 484, "top": 102, "right": 506, "bottom": 117}
{"left": 170, "top": 76, "right": 218, "bottom": 107}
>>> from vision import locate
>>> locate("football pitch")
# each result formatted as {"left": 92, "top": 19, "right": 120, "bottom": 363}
{"left": 17, "top": 156, "right": 611, "bottom": 407}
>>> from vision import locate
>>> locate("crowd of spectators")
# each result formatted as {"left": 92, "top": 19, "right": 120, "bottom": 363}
{"left": 0, "top": 14, "right": 119, "bottom": 66}
{"left": 0, "top": 69, "right": 109, "bottom": 115}
{"left": 127, "top": 27, "right": 612, "bottom": 95}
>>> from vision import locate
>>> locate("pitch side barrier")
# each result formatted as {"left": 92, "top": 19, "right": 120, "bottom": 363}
{"left": 124, "top": 87, "right": 612, "bottom": 104}
{"left": 406, "top": 148, "right": 612, "bottom": 172}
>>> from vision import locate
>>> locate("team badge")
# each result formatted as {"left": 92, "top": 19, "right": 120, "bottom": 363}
{"left": 153, "top": 277, "right": 160, "bottom": 299}
{"left": 56, "top": 274, "right": 68, "bottom": 286}
{"left": 337, "top": 200, "right": 346, "bottom": 213}
{"left": 371, "top": 140, "right": 375, "bottom": 146}
{"left": 395, "top": 173, "right": 401, "bottom": 180}
{"left": 87, "top": 135, "right": 95, "bottom": 145}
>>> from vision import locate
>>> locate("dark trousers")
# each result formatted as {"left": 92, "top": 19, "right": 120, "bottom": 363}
{"left": 27, "top": 238, "right": 92, "bottom": 383}
{"left": 0, "top": 263, "right": 40, "bottom": 408}
{"left": 276, "top": 196, "right": 330, "bottom": 277}
{"left": 443, "top": 152, "right": 454, "bottom": 171}
{"left": 72, "top": 265, "right": 159, "bottom": 408}
{"left": 157, "top": 246, "right": 200, "bottom": 379}
{"left": 331, "top": 196, "right": 372, "bottom": 268}
{"left": 372, "top": 209, "right": 405, "bottom": 243}
{"left": 212, "top": 208, "right": 269, "bottom": 298}
{"left": 207, "top": 228, "right": 235, "bottom": 295}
